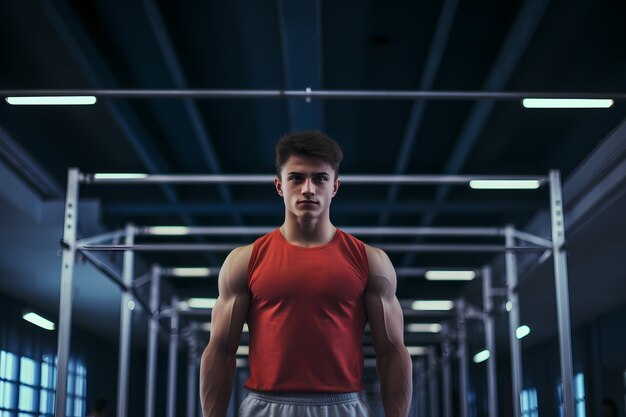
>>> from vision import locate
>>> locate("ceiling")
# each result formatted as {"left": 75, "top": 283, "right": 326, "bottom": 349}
{"left": 0, "top": 0, "right": 625, "bottom": 356}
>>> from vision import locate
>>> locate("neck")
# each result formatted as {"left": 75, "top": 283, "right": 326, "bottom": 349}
{"left": 280, "top": 212, "right": 336, "bottom": 247}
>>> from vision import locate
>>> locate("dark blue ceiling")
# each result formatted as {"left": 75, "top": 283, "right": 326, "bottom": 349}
{"left": 1, "top": 0, "right": 625, "bottom": 303}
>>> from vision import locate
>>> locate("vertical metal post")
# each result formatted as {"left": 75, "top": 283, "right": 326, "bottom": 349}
{"left": 117, "top": 224, "right": 135, "bottom": 417}
{"left": 457, "top": 299, "right": 469, "bottom": 417}
{"left": 54, "top": 168, "right": 80, "bottom": 417}
{"left": 415, "top": 358, "right": 427, "bottom": 417}
{"left": 482, "top": 266, "right": 498, "bottom": 417}
{"left": 187, "top": 325, "right": 199, "bottom": 417}
{"left": 145, "top": 265, "right": 161, "bottom": 417}
{"left": 505, "top": 225, "right": 523, "bottom": 417}
{"left": 549, "top": 170, "right": 575, "bottom": 417}
{"left": 167, "top": 296, "right": 180, "bottom": 417}
{"left": 440, "top": 323, "right": 452, "bottom": 417}
{"left": 427, "top": 347, "right": 439, "bottom": 417}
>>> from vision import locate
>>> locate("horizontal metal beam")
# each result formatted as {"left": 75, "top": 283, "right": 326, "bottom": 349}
{"left": 2, "top": 89, "right": 625, "bottom": 100}
{"left": 83, "top": 173, "right": 547, "bottom": 185}
{"left": 77, "top": 243, "right": 545, "bottom": 253}
{"left": 512, "top": 229, "right": 553, "bottom": 248}
{"left": 105, "top": 200, "right": 544, "bottom": 216}
{"left": 139, "top": 226, "right": 503, "bottom": 237}
{"left": 76, "top": 229, "right": 126, "bottom": 245}
{"left": 161, "top": 266, "right": 481, "bottom": 277}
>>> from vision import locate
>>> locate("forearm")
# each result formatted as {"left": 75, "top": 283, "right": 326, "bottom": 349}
{"left": 200, "top": 344, "right": 237, "bottom": 417}
{"left": 376, "top": 347, "right": 413, "bottom": 417}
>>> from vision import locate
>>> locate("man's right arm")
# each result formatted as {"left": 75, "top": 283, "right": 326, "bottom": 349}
{"left": 200, "top": 245, "right": 252, "bottom": 417}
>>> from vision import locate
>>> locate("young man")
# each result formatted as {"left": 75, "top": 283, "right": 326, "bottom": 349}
{"left": 200, "top": 131, "right": 412, "bottom": 417}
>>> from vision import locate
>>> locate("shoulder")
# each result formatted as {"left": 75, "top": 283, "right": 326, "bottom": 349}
{"left": 364, "top": 245, "right": 397, "bottom": 295}
{"left": 219, "top": 244, "right": 254, "bottom": 292}
{"left": 364, "top": 244, "right": 393, "bottom": 274}
{"left": 231, "top": 243, "right": 254, "bottom": 260}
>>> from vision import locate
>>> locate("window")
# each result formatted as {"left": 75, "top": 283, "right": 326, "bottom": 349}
{"left": 574, "top": 373, "right": 585, "bottom": 417}
{"left": 557, "top": 372, "right": 586, "bottom": 417}
{"left": 67, "top": 361, "right": 87, "bottom": 417}
{"left": 39, "top": 356, "right": 56, "bottom": 417}
{"left": 18, "top": 357, "right": 38, "bottom": 416}
{"left": 521, "top": 387, "right": 538, "bottom": 417}
{"left": 1, "top": 350, "right": 18, "bottom": 416}
{"left": 0, "top": 351, "right": 86, "bottom": 417}
{"left": 39, "top": 356, "right": 87, "bottom": 417}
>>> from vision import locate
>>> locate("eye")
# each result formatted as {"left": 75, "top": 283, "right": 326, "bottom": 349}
{"left": 288, "top": 175, "right": 302, "bottom": 181}
{"left": 315, "top": 176, "right": 329, "bottom": 182}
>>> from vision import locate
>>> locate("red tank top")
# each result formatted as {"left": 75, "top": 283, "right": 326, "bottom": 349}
{"left": 243, "top": 228, "right": 369, "bottom": 392}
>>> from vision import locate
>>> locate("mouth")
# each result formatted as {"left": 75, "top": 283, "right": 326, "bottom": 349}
{"left": 297, "top": 201, "right": 319, "bottom": 205}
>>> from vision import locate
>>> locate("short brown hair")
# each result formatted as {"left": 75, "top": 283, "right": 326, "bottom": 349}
{"left": 275, "top": 130, "right": 343, "bottom": 178}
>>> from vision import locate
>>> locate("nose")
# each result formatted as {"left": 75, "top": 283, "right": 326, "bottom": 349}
{"left": 302, "top": 178, "right": 315, "bottom": 195}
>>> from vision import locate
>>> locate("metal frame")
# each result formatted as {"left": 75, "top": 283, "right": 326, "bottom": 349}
{"left": 505, "top": 225, "right": 523, "bottom": 417}
{"left": 166, "top": 296, "right": 180, "bottom": 417}
{"left": 53, "top": 168, "right": 576, "bottom": 417}
{"left": 145, "top": 265, "right": 161, "bottom": 417}
{"left": 117, "top": 224, "right": 135, "bottom": 417}
{"left": 482, "top": 266, "right": 498, "bottom": 417}
{"left": 440, "top": 324, "right": 452, "bottom": 417}
{"left": 427, "top": 347, "right": 439, "bottom": 417}
{"left": 549, "top": 171, "right": 575, "bottom": 417}
{"left": 456, "top": 300, "right": 469, "bottom": 417}
{"left": 3, "top": 88, "right": 625, "bottom": 101}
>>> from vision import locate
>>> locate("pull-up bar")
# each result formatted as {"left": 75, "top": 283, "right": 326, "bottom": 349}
{"left": 53, "top": 168, "right": 576, "bottom": 417}
{"left": 80, "top": 173, "right": 548, "bottom": 186}
{"left": 2, "top": 88, "right": 624, "bottom": 101}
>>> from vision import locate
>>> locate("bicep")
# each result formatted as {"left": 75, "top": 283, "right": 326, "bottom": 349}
{"left": 208, "top": 246, "right": 251, "bottom": 355}
{"left": 364, "top": 248, "right": 406, "bottom": 357}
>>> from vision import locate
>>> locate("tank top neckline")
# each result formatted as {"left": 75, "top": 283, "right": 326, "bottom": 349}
{"left": 274, "top": 227, "right": 341, "bottom": 251}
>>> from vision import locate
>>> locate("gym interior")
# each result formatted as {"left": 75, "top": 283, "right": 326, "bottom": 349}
{"left": 1, "top": 1, "right": 625, "bottom": 417}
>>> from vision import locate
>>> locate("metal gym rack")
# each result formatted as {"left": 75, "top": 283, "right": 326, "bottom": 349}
{"left": 54, "top": 168, "right": 573, "bottom": 417}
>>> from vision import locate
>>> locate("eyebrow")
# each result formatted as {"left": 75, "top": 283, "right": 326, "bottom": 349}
{"left": 287, "top": 171, "right": 330, "bottom": 176}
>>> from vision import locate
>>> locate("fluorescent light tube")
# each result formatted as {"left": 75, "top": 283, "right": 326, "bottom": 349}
{"left": 6, "top": 96, "right": 97, "bottom": 105}
{"left": 406, "top": 323, "right": 442, "bottom": 333}
{"left": 146, "top": 226, "right": 190, "bottom": 235}
{"left": 22, "top": 312, "right": 55, "bottom": 331}
{"left": 411, "top": 300, "right": 455, "bottom": 311}
{"left": 473, "top": 349, "right": 490, "bottom": 363}
{"left": 170, "top": 268, "right": 211, "bottom": 277}
{"left": 237, "top": 346, "right": 249, "bottom": 355}
{"left": 469, "top": 180, "right": 540, "bottom": 189}
{"left": 406, "top": 347, "right": 427, "bottom": 356}
{"left": 516, "top": 325, "right": 531, "bottom": 339}
{"left": 201, "top": 323, "right": 248, "bottom": 333}
{"left": 93, "top": 173, "right": 148, "bottom": 180}
{"left": 186, "top": 298, "right": 217, "bottom": 309}
{"left": 522, "top": 98, "right": 613, "bottom": 108}
{"left": 425, "top": 270, "right": 476, "bottom": 281}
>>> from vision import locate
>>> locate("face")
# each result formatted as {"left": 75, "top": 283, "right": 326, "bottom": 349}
{"left": 275, "top": 155, "right": 340, "bottom": 220}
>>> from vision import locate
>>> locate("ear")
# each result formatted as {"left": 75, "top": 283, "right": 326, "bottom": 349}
{"left": 332, "top": 178, "right": 341, "bottom": 197}
{"left": 274, "top": 177, "right": 283, "bottom": 197}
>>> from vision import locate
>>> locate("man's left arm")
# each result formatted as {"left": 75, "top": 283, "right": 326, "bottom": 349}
{"left": 364, "top": 245, "right": 413, "bottom": 417}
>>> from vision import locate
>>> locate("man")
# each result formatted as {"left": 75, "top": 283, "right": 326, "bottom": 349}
{"left": 200, "top": 131, "right": 412, "bottom": 417}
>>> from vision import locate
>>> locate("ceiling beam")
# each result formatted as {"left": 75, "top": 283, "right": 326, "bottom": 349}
{"left": 39, "top": 1, "right": 217, "bottom": 263}
{"left": 378, "top": 0, "right": 459, "bottom": 227}
{"left": 142, "top": 0, "right": 245, "bottom": 228}
{"left": 0, "top": 123, "right": 63, "bottom": 198}
{"left": 277, "top": 0, "right": 325, "bottom": 131}
{"left": 401, "top": 0, "right": 550, "bottom": 267}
